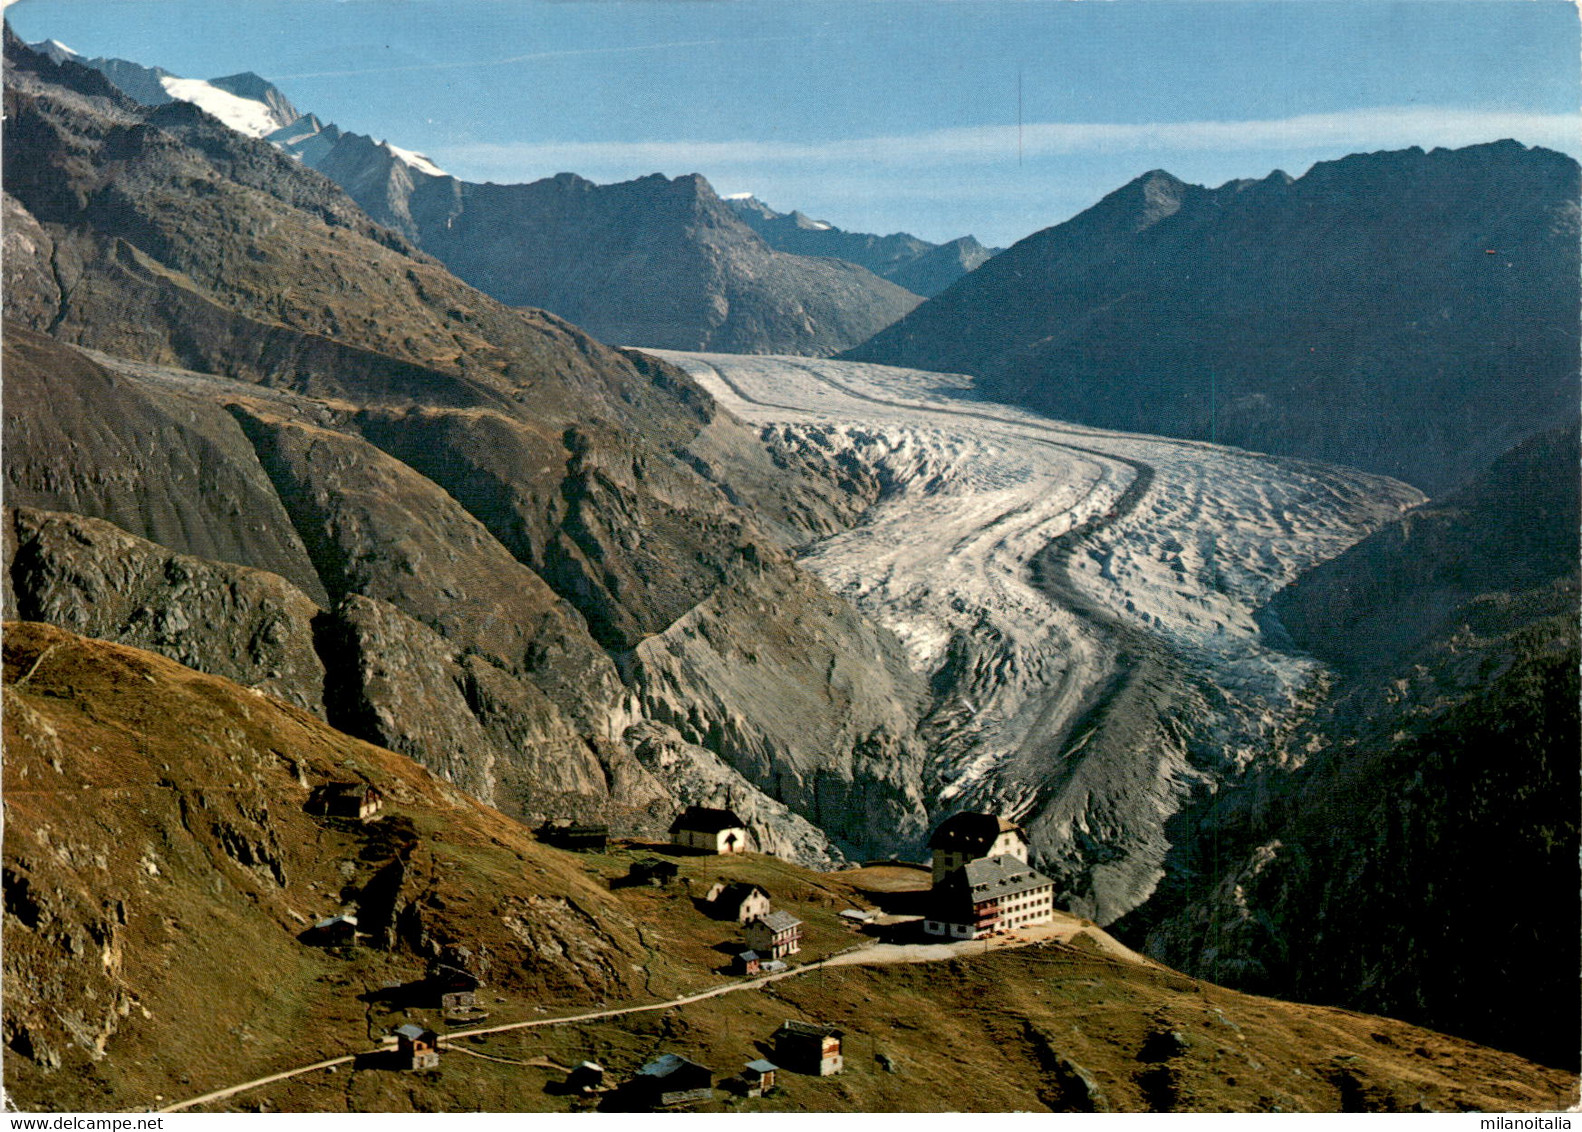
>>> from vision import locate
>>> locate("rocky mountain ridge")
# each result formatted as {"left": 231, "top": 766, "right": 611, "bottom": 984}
{"left": 724, "top": 193, "right": 998, "bottom": 297}
{"left": 845, "top": 142, "right": 1582, "bottom": 494}
{"left": 1, "top": 30, "right": 931, "bottom": 863}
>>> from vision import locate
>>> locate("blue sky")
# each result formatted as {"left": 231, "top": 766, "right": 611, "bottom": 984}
{"left": 7, "top": 0, "right": 1579, "bottom": 246}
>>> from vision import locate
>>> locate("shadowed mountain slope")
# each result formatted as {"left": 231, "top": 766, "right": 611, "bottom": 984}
{"left": 272, "top": 126, "right": 922, "bottom": 355}
{"left": 0, "top": 29, "right": 932, "bottom": 860}
{"left": 845, "top": 144, "right": 1581, "bottom": 493}
{"left": 1123, "top": 422, "right": 1582, "bottom": 1070}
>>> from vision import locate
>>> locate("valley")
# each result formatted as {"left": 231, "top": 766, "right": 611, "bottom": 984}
{"left": 645, "top": 352, "right": 1421, "bottom": 923}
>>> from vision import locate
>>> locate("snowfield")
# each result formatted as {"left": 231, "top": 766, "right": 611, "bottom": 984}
{"left": 648, "top": 352, "right": 1424, "bottom": 918}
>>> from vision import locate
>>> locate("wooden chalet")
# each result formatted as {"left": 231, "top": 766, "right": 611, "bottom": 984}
{"left": 627, "top": 857, "right": 680, "bottom": 886}
{"left": 774, "top": 1020, "right": 843, "bottom": 1076}
{"left": 306, "top": 913, "right": 358, "bottom": 945}
{"left": 306, "top": 781, "right": 383, "bottom": 821}
{"left": 733, "top": 950, "right": 762, "bottom": 976}
{"left": 742, "top": 1059, "right": 778, "bottom": 1097}
{"left": 744, "top": 909, "right": 803, "bottom": 958}
{"left": 394, "top": 1024, "right": 439, "bottom": 1070}
{"left": 535, "top": 819, "right": 609, "bottom": 851}
{"left": 631, "top": 1053, "right": 715, "bottom": 1107}
{"left": 704, "top": 881, "right": 771, "bottom": 923}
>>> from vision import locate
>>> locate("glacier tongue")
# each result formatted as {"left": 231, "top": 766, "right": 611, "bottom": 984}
{"left": 646, "top": 351, "right": 1424, "bottom": 922}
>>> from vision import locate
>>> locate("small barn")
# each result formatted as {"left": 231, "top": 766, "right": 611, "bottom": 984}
{"left": 742, "top": 1059, "right": 778, "bottom": 1097}
{"left": 306, "top": 913, "right": 358, "bottom": 945}
{"left": 774, "top": 1020, "right": 843, "bottom": 1076}
{"left": 394, "top": 1024, "right": 439, "bottom": 1070}
{"left": 733, "top": 950, "right": 762, "bottom": 976}
{"left": 627, "top": 857, "right": 680, "bottom": 887}
{"left": 744, "top": 910, "right": 803, "bottom": 958}
{"left": 536, "top": 819, "right": 609, "bottom": 852}
{"left": 668, "top": 806, "right": 748, "bottom": 854}
{"left": 704, "top": 881, "right": 771, "bottom": 923}
{"left": 631, "top": 1053, "right": 714, "bottom": 1107}
{"left": 306, "top": 782, "right": 383, "bottom": 821}
{"left": 567, "top": 1061, "right": 605, "bottom": 1094}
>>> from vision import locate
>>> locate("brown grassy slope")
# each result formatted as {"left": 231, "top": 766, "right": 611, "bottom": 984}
{"left": 236, "top": 929, "right": 1578, "bottom": 1114}
{"left": 1, "top": 622, "right": 648, "bottom": 1111}
{"left": 5, "top": 623, "right": 1573, "bottom": 1113}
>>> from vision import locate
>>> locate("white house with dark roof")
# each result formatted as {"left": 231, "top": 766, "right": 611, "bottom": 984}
{"left": 927, "top": 811, "right": 1029, "bottom": 883}
{"left": 744, "top": 909, "right": 803, "bottom": 958}
{"left": 923, "top": 854, "right": 1054, "bottom": 939}
{"left": 669, "top": 806, "right": 749, "bottom": 854}
{"left": 704, "top": 881, "right": 771, "bottom": 922}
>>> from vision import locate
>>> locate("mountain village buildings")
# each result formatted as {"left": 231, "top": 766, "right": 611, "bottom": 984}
{"left": 705, "top": 881, "right": 771, "bottom": 922}
{"left": 744, "top": 909, "right": 804, "bottom": 958}
{"left": 923, "top": 811, "right": 1056, "bottom": 938}
{"left": 669, "top": 806, "right": 749, "bottom": 854}
{"left": 928, "top": 811, "right": 1029, "bottom": 883}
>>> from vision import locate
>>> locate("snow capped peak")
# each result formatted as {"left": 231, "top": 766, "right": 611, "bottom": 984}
{"left": 31, "top": 39, "right": 80, "bottom": 64}
{"left": 722, "top": 192, "right": 757, "bottom": 201}
{"left": 380, "top": 141, "right": 448, "bottom": 179}
{"left": 158, "top": 75, "right": 290, "bottom": 137}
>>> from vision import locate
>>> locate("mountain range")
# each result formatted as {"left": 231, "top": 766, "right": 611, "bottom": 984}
{"left": 845, "top": 144, "right": 1582, "bottom": 494}
{"left": 44, "top": 40, "right": 939, "bottom": 356}
{"left": 724, "top": 194, "right": 999, "bottom": 297}
{"left": 3, "top": 24, "right": 1578, "bottom": 1111}
{"left": 2, "top": 28, "right": 933, "bottom": 865}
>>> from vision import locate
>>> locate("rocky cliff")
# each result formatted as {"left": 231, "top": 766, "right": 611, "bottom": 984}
{"left": 845, "top": 144, "right": 1581, "bottom": 494}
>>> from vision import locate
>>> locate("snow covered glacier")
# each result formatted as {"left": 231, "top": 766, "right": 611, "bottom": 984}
{"left": 648, "top": 352, "right": 1424, "bottom": 922}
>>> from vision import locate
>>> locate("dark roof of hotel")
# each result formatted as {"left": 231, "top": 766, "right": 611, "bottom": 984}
{"left": 927, "top": 811, "right": 1024, "bottom": 851}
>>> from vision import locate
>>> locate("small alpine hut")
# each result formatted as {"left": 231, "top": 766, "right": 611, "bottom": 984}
{"left": 705, "top": 881, "right": 772, "bottom": 923}
{"left": 744, "top": 910, "right": 803, "bottom": 958}
{"left": 669, "top": 806, "right": 748, "bottom": 855}
{"left": 742, "top": 1059, "right": 778, "bottom": 1097}
{"left": 306, "top": 913, "right": 358, "bottom": 945}
{"left": 927, "top": 811, "right": 1028, "bottom": 883}
{"left": 774, "top": 1020, "right": 843, "bottom": 1076}
{"left": 733, "top": 949, "right": 762, "bottom": 976}
{"left": 306, "top": 781, "right": 384, "bottom": 821}
{"left": 567, "top": 1061, "right": 605, "bottom": 1094}
{"left": 535, "top": 819, "right": 609, "bottom": 852}
{"left": 631, "top": 1053, "right": 715, "bottom": 1107}
{"left": 394, "top": 1024, "right": 440, "bottom": 1070}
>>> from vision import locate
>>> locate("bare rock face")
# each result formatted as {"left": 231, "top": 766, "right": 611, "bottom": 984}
{"left": 4, "top": 506, "right": 326, "bottom": 714}
{"left": 285, "top": 134, "right": 922, "bottom": 356}
{"left": 625, "top": 721, "right": 845, "bottom": 868}
{"left": 630, "top": 556, "right": 932, "bottom": 859}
